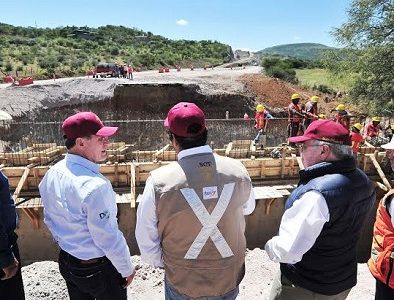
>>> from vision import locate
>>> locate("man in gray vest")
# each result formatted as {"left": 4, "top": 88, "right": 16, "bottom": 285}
{"left": 136, "top": 102, "right": 255, "bottom": 299}
{"left": 265, "top": 120, "right": 375, "bottom": 299}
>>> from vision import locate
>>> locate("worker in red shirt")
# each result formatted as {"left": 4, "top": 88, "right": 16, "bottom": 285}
{"left": 333, "top": 104, "right": 352, "bottom": 130}
{"left": 350, "top": 123, "right": 364, "bottom": 155}
{"left": 364, "top": 116, "right": 382, "bottom": 139}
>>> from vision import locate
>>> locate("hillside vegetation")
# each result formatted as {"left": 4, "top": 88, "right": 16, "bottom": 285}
{"left": 258, "top": 43, "right": 332, "bottom": 61}
{"left": 296, "top": 68, "right": 355, "bottom": 93}
{"left": 0, "top": 23, "right": 231, "bottom": 79}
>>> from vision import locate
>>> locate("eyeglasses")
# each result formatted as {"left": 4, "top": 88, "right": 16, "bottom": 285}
{"left": 297, "top": 143, "right": 321, "bottom": 152}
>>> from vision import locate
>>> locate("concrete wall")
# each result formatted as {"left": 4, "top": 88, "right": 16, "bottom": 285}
{"left": 16, "top": 193, "right": 377, "bottom": 265}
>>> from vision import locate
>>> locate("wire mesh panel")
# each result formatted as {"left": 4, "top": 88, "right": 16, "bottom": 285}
{"left": 0, "top": 118, "right": 290, "bottom": 166}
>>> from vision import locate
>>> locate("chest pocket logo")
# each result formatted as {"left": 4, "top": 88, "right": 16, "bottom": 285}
{"left": 99, "top": 210, "right": 110, "bottom": 219}
{"left": 180, "top": 182, "right": 235, "bottom": 259}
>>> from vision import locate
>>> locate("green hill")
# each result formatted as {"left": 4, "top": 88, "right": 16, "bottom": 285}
{"left": 0, "top": 23, "right": 231, "bottom": 79}
{"left": 257, "top": 43, "right": 333, "bottom": 61}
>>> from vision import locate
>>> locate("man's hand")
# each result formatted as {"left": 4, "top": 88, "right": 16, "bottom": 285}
{"left": 1, "top": 258, "right": 19, "bottom": 280}
{"left": 122, "top": 270, "right": 136, "bottom": 288}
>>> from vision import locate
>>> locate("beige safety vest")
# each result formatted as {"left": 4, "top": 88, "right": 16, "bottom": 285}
{"left": 151, "top": 152, "right": 251, "bottom": 298}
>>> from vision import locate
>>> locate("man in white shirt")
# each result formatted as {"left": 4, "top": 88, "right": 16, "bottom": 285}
{"left": 265, "top": 119, "right": 375, "bottom": 300}
{"left": 39, "top": 112, "right": 135, "bottom": 300}
{"left": 136, "top": 102, "right": 255, "bottom": 300}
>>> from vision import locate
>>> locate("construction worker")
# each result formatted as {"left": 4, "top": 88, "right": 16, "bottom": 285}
{"left": 333, "top": 104, "right": 351, "bottom": 130}
{"left": 364, "top": 116, "right": 383, "bottom": 139}
{"left": 350, "top": 123, "right": 364, "bottom": 155}
{"left": 318, "top": 113, "right": 326, "bottom": 119}
{"left": 304, "top": 95, "right": 319, "bottom": 129}
{"left": 254, "top": 104, "right": 273, "bottom": 146}
{"left": 368, "top": 136, "right": 394, "bottom": 299}
{"left": 288, "top": 93, "right": 304, "bottom": 146}
{"left": 385, "top": 124, "right": 394, "bottom": 141}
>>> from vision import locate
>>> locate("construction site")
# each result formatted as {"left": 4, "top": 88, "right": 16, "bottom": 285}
{"left": 0, "top": 66, "right": 386, "bottom": 299}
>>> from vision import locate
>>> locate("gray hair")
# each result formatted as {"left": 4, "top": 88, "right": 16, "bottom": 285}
{"left": 312, "top": 140, "right": 353, "bottom": 160}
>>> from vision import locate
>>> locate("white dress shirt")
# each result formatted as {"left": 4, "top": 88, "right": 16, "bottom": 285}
{"left": 136, "top": 145, "right": 256, "bottom": 267}
{"left": 265, "top": 190, "right": 330, "bottom": 264}
{"left": 39, "top": 154, "right": 134, "bottom": 277}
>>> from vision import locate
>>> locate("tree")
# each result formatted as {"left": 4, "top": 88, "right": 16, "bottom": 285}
{"left": 328, "top": 0, "right": 394, "bottom": 113}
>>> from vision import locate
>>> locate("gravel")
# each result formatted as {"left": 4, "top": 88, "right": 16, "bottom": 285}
{"left": 22, "top": 249, "right": 375, "bottom": 300}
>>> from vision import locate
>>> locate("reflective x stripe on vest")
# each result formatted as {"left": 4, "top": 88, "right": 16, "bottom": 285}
{"left": 180, "top": 183, "right": 235, "bottom": 259}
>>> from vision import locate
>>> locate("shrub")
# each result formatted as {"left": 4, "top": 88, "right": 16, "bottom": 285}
{"left": 4, "top": 61, "right": 13, "bottom": 72}
{"left": 265, "top": 66, "right": 298, "bottom": 84}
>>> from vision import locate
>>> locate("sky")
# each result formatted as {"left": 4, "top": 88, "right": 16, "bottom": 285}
{"left": 1, "top": 0, "right": 353, "bottom": 51}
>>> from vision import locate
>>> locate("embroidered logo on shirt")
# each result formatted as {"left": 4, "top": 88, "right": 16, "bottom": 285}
{"left": 99, "top": 210, "right": 110, "bottom": 219}
{"left": 203, "top": 186, "right": 218, "bottom": 200}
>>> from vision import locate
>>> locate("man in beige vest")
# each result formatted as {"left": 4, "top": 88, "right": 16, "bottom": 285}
{"left": 136, "top": 102, "right": 255, "bottom": 299}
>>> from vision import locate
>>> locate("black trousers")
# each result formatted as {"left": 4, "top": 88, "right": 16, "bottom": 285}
{"left": 0, "top": 242, "right": 25, "bottom": 300}
{"left": 375, "top": 279, "right": 394, "bottom": 300}
{"left": 59, "top": 249, "right": 127, "bottom": 300}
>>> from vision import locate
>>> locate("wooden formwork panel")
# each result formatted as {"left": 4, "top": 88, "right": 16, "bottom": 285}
{"left": 127, "top": 150, "right": 156, "bottom": 162}
{"left": 0, "top": 143, "right": 62, "bottom": 166}
{"left": 107, "top": 142, "right": 130, "bottom": 162}
{"left": 3, "top": 163, "right": 132, "bottom": 190}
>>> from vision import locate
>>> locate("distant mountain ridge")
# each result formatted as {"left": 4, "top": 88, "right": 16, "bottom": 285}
{"left": 256, "top": 43, "right": 333, "bottom": 60}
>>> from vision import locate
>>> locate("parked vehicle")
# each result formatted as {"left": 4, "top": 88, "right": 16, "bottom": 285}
{"left": 94, "top": 63, "right": 119, "bottom": 78}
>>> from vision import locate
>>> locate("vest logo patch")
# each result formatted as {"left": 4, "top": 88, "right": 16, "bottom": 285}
{"left": 203, "top": 186, "right": 218, "bottom": 200}
{"left": 199, "top": 161, "right": 212, "bottom": 167}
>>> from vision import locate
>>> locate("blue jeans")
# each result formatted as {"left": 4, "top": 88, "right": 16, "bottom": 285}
{"left": 164, "top": 276, "right": 239, "bottom": 300}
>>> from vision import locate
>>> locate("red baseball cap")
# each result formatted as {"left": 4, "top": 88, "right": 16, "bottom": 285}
{"left": 62, "top": 112, "right": 118, "bottom": 139}
{"left": 164, "top": 102, "right": 206, "bottom": 137}
{"left": 288, "top": 120, "right": 351, "bottom": 145}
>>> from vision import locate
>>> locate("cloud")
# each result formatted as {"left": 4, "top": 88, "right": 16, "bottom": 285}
{"left": 293, "top": 36, "right": 301, "bottom": 41}
{"left": 176, "top": 19, "right": 188, "bottom": 26}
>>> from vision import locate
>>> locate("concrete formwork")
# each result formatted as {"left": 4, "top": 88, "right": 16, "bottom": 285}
{"left": 16, "top": 192, "right": 377, "bottom": 265}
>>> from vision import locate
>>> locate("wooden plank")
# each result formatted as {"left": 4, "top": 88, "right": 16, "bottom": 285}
{"left": 281, "top": 148, "right": 287, "bottom": 179}
{"left": 367, "top": 153, "right": 392, "bottom": 190}
{"left": 260, "top": 160, "right": 266, "bottom": 179}
{"left": 225, "top": 142, "right": 233, "bottom": 157}
{"left": 154, "top": 144, "right": 170, "bottom": 158}
{"left": 253, "top": 186, "right": 284, "bottom": 200}
{"left": 13, "top": 167, "right": 31, "bottom": 203}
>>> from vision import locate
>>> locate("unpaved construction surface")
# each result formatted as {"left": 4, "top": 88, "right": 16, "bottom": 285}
{"left": 0, "top": 67, "right": 260, "bottom": 117}
{"left": 22, "top": 249, "right": 374, "bottom": 299}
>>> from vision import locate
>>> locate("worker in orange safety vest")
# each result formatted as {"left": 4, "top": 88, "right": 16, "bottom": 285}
{"left": 253, "top": 104, "right": 273, "bottom": 146}
{"left": 368, "top": 136, "right": 394, "bottom": 300}
{"left": 350, "top": 123, "right": 364, "bottom": 155}
{"left": 288, "top": 93, "right": 305, "bottom": 146}
{"left": 304, "top": 95, "right": 319, "bottom": 129}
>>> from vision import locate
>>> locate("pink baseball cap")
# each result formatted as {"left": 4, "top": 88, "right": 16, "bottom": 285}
{"left": 289, "top": 119, "right": 351, "bottom": 145}
{"left": 62, "top": 112, "right": 118, "bottom": 139}
{"left": 164, "top": 102, "right": 206, "bottom": 137}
